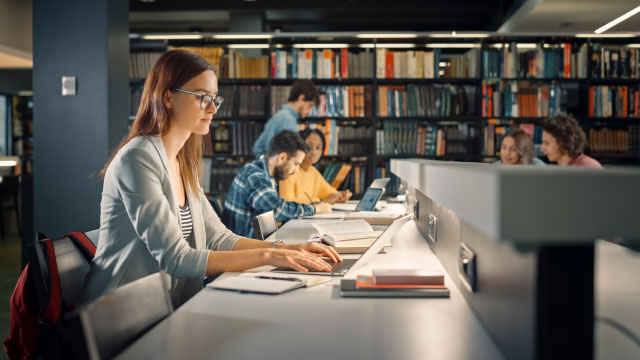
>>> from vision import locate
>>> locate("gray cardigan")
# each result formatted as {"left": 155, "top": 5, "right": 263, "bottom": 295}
{"left": 80, "top": 135, "right": 241, "bottom": 304}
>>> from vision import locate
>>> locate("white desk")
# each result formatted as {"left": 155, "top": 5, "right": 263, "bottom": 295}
{"left": 116, "top": 219, "right": 505, "bottom": 360}
{"left": 595, "top": 240, "right": 640, "bottom": 360}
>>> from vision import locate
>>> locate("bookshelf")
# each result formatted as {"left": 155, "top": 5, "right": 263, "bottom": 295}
{"left": 129, "top": 33, "right": 640, "bottom": 199}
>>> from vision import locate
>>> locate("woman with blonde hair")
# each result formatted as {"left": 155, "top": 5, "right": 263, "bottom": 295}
{"left": 81, "top": 50, "right": 340, "bottom": 307}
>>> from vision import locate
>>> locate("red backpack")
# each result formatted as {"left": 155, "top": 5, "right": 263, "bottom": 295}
{"left": 4, "top": 231, "right": 97, "bottom": 360}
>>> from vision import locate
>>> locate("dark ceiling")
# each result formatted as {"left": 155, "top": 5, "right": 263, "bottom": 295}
{"left": 130, "top": 0, "right": 522, "bottom": 33}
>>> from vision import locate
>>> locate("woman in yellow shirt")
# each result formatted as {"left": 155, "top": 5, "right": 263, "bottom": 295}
{"left": 279, "top": 129, "right": 352, "bottom": 204}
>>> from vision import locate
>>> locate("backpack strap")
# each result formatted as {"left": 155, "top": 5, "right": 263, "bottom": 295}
{"left": 39, "top": 239, "right": 62, "bottom": 326}
{"left": 65, "top": 231, "right": 97, "bottom": 258}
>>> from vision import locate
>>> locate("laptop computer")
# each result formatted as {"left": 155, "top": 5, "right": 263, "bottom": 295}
{"left": 332, "top": 178, "right": 390, "bottom": 212}
{"left": 272, "top": 214, "right": 412, "bottom": 276}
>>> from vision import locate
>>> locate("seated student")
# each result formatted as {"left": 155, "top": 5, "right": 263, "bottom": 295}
{"left": 279, "top": 128, "right": 352, "bottom": 204}
{"left": 223, "top": 130, "right": 332, "bottom": 238}
{"left": 495, "top": 129, "right": 546, "bottom": 165}
{"left": 82, "top": 50, "right": 340, "bottom": 308}
{"left": 540, "top": 115, "right": 603, "bottom": 169}
{"left": 252, "top": 80, "right": 319, "bottom": 158}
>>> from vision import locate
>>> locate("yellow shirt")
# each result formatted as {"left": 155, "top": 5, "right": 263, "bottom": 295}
{"left": 279, "top": 165, "right": 338, "bottom": 204}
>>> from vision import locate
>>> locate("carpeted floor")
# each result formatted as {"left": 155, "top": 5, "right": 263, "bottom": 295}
{"left": 0, "top": 233, "right": 21, "bottom": 360}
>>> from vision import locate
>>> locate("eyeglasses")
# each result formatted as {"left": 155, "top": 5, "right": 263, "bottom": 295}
{"left": 172, "top": 88, "right": 224, "bottom": 111}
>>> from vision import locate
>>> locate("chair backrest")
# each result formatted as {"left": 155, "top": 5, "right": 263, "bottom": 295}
{"left": 208, "top": 196, "right": 224, "bottom": 218}
{"left": 30, "top": 231, "right": 97, "bottom": 322}
{"left": 251, "top": 210, "right": 277, "bottom": 240}
{"left": 77, "top": 272, "right": 173, "bottom": 360}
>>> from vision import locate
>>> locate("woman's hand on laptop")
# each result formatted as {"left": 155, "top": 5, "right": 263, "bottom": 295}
{"left": 268, "top": 248, "right": 333, "bottom": 272}
{"left": 286, "top": 242, "right": 342, "bottom": 263}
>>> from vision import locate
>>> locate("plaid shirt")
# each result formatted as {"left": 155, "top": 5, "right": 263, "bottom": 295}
{"left": 222, "top": 156, "right": 315, "bottom": 238}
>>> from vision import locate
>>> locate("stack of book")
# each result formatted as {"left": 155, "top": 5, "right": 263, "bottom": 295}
{"left": 340, "top": 269, "right": 449, "bottom": 298}
{"left": 270, "top": 48, "right": 374, "bottom": 79}
{"left": 589, "top": 126, "right": 640, "bottom": 156}
{"left": 377, "top": 84, "right": 477, "bottom": 117}
{"left": 299, "top": 121, "right": 374, "bottom": 156}
{"left": 588, "top": 85, "right": 640, "bottom": 118}
{"left": 375, "top": 48, "right": 479, "bottom": 79}
{"left": 379, "top": 121, "right": 478, "bottom": 157}
{"left": 481, "top": 81, "right": 569, "bottom": 118}
{"left": 309, "top": 85, "right": 372, "bottom": 118}
{"left": 129, "top": 51, "right": 165, "bottom": 79}
{"left": 173, "top": 47, "right": 225, "bottom": 76}
{"left": 590, "top": 45, "right": 640, "bottom": 79}
{"left": 482, "top": 43, "right": 588, "bottom": 79}
{"left": 217, "top": 85, "right": 268, "bottom": 117}
{"left": 220, "top": 49, "right": 269, "bottom": 79}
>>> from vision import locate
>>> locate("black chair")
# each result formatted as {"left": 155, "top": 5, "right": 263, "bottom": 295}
{"left": 74, "top": 272, "right": 173, "bottom": 360}
{"left": 0, "top": 175, "right": 20, "bottom": 239}
{"left": 251, "top": 211, "right": 278, "bottom": 240}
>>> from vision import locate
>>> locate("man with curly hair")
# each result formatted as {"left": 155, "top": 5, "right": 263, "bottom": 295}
{"left": 540, "top": 115, "right": 602, "bottom": 169}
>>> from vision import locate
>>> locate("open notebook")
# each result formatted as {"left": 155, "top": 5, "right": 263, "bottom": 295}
{"left": 209, "top": 272, "right": 331, "bottom": 294}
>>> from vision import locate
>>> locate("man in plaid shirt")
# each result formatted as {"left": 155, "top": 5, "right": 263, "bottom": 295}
{"left": 223, "top": 130, "right": 333, "bottom": 238}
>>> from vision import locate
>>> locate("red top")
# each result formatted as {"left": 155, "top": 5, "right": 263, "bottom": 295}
{"left": 568, "top": 154, "right": 603, "bottom": 169}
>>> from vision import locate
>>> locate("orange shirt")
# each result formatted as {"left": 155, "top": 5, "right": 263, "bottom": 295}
{"left": 279, "top": 165, "right": 338, "bottom": 204}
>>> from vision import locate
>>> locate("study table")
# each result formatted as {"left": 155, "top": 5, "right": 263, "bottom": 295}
{"left": 116, "top": 216, "right": 506, "bottom": 360}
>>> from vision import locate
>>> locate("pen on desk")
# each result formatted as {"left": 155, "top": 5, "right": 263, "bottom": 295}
{"left": 303, "top": 191, "right": 322, "bottom": 205}
{"left": 255, "top": 275, "right": 302, "bottom": 282}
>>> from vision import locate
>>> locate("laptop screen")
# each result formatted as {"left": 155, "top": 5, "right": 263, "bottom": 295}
{"left": 355, "top": 188, "right": 383, "bottom": 211}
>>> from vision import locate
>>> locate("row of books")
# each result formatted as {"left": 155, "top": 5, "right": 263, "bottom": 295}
{"left": 271, "top": 49, "right": 374, "bottom": 79}
{"left": 131, "top": 44, "right": 640, "bottom": 81}
{"left": 203, "top": 121, "right": 264, "bottom": 156}
{"left": 270, "top": 85, "right": 374, "bottom": 118}
{"left": 201, "top": 159, "right": 241, "bottom": 195}
{"left": 299, "top": 121, "right": 375, "bottom": 156}
{"left": 377, "top": 84, "right": 477, "bottom": 118}
{"left": 481, "top": 81, "right": 567, "bottom": 117}
{"left": 222, "top": 49, "right": 269, "bottom": 79}
{"left": 375, "top": 165, "right": 402, "bottom": 197}
{"left": 589, "top": 126, "right": 640, "bottom": 155}
{"left": 129, "top": 52, "right": 164, "bottom": 79}
{"left": 174, "top": 46, "right": 225, "bottom": 76}
{"left": 588, "top": 86, "right": 640, "bottom": 118}
{"left": 217, "top": 85, "right": 268, "bottom": 117}
{"left": 312, "top": 86, "right": 373, "bottom": 118}
{"left": 130, "top": 87, "right": 143, "bottom": 116}
{"left": 591, "top": 46, "right": 640, "bottom": 79}
{"left": 378, "top": 120, "right": 479, "bottom": 156}
{"left": 321, "top": 163, "right": 352, "bottom": 189}
{"left": 483, "top": 43, "right": 588, "bottom": 79}
{"left": 482, "top": 121, "right": 543, "bottom": 157}
{"left": 331, "top": 164, "right": 368, "bottom": 194}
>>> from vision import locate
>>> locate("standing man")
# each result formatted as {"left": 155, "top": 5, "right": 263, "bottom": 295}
{"left": 252, "top": 80, "right": 319, "bottom": 158}
{"left": 224, "top": 130, "right": 332, "bottom": 238}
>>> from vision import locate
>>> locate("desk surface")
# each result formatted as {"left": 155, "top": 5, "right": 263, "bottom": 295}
{"left": 595, "top": 240, "right": 640, "bottom": 360}
{"left": 117, "top": 219, "right": 505, "bottom": 360}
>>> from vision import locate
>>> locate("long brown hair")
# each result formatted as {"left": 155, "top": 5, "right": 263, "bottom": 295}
{"left": 504, "top": 129, "right": 536, "bottom": 164}
{"left": 100, "top": 50, "right": 214, "bottom": 196}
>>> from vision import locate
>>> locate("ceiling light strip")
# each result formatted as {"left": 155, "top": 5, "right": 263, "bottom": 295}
{"left": 595, "top": 6, "right": 640, "bottom": 34}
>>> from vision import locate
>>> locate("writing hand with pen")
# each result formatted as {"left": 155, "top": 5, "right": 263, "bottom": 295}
{"left": 303, "top": 191, "right": 332, "bottom": 214}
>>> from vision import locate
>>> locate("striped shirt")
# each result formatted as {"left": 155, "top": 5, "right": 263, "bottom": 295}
{"left": 179, "top": 199, "right": 193, "bottom": 240}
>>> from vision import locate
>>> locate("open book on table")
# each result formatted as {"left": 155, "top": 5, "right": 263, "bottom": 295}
{"left": 310, "top": 219, "right": 383, "bottom": 246}
{"left": 208, "top": 272, "right": 331, "bottom": 294}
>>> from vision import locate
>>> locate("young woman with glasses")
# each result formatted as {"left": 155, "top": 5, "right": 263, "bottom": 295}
{"left": 82, "top": 50, "right": 341, "bottom": 307}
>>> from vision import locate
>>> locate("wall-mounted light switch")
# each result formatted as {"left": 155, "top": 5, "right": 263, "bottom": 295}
{"left": 62, "top": 76, "right": 76, "bottom": 96}
{"left": 459, "top": 243, "right": 477, "bottom": 292}
{"left": 428, "top": 214, "right": 437, "bottom": 243}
